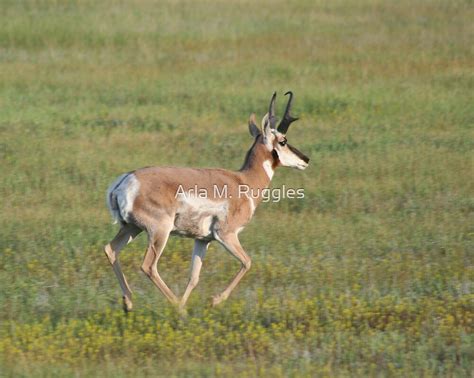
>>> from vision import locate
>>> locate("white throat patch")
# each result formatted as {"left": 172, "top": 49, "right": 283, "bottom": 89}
{"left": 263, "top": 160, "right": 274, "bottom": 180}
{"left": 245, "top": 194, "right": 256, "bottom": 214}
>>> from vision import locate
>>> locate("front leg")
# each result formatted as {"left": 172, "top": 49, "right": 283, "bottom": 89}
{"left": 212, "top": 232, "right": 251, "bottom": 306}
{"left": 179, "top": 239, "right": 209, "bottom": 311}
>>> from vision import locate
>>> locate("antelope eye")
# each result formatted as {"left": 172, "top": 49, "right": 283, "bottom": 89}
{"left": 279, "top": 139, "right": 287, "bottom": 146}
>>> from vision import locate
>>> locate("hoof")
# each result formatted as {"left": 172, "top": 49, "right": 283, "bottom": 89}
{"left": 211, "top": 294, "right": 225, "bottom": 307}
{"left": 177, "top": 306, "right": 188, "bottom": 318}
{"left": 122, "top": 296, "right": 133, "bottom": 313}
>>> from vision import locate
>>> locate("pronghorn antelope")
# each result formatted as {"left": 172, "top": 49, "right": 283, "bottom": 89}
{"left": 104, "top": 92, "right": 309, "bottom": 312}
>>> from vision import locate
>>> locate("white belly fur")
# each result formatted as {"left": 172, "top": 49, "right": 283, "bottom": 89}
{"left": 173, "top": 195, "right": 228, "bottom": 239}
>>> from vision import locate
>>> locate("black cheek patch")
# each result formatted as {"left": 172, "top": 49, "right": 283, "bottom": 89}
{"left": 272, "top": 149, "right": 279, "bottom": 161}
{"left": 288, "top": 144, "right": 310, "bottom": 163}
{"left": 272, "top": 149, "right": 280, "bottom": 169}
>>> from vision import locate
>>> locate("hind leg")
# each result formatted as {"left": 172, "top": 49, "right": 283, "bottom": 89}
{"left": 141, "top": 222, "right": 179, "bottom": 305}
{"left": 104, "top": 224, "right": 142, "bottom": 312}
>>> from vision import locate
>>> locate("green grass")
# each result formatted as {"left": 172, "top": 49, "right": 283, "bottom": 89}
{"left": 0, "top": 0, "right": 473, "bottom": 376}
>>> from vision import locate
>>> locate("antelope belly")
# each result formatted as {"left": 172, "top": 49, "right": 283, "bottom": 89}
{"left": 172, "top": 196, "right": 228, "bottom": 239}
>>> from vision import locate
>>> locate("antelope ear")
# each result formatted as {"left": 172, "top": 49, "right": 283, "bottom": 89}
{"left": 248, "top": 113, "right": 261, "bottom": 138}
{"left": 261, "top": 113, "right": 275, "bottom": 150}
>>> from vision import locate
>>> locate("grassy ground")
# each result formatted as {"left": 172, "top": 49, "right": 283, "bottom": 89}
{"left": 0, "top": 0, "right": 473, "bottom": 376}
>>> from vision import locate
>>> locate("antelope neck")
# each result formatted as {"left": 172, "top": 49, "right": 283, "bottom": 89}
{"left": 239, "top": 138, "right": 276, "bottom": 196}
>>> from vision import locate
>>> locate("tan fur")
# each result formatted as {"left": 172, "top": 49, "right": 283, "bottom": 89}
{"left": 104, "top": 97, "right": 309, "bottom": 312}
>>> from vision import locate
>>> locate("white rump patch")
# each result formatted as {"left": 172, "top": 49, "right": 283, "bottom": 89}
{"left": 106, "top": 173, "right": 140, "bottom": 224}
{"left": 262, "top": 160, "right": 274, "bottom": 180}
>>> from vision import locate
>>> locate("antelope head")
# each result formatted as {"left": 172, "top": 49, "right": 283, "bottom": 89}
{"left": 249, "top": 91, "right": 310, "bottom": 170}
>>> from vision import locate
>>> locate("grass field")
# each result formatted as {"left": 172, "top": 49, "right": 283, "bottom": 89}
{"left": 0, "top": 0, "right": 473, "bottom": 376}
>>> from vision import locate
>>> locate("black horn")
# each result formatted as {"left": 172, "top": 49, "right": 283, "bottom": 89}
{"left": 277, "top": 91, "right": 299, "bottom": 134}
{"left": 268, "top": 91, "right": 277, "bottom": 129}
